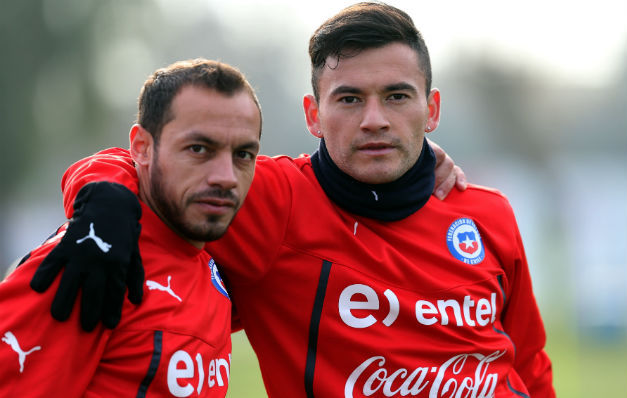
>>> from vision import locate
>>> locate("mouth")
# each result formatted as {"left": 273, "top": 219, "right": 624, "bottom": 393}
{"left": 191, "top": 197, "right": 237, "bottom": 215}
{"left": 356, "top": 142, "right": 397, "bottom": 156}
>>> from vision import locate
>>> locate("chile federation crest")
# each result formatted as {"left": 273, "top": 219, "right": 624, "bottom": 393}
{"left": 446, "top": 218, "right": 485, "bottom": 265}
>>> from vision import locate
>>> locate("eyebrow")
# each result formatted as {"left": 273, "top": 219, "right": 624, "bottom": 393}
{"left": 330, "top": 85, "right": 363, "bottom": 97}
{"left": 384, "top": 82, "right": 418, "bottom": 94}
{"left": 185, "top": 132, "right": 260, "bottom": 152}
{"left": 330, "top": 82, "right": 419, "bottom": 97}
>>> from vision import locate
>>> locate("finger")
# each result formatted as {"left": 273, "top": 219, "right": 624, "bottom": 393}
{"left": 80, "top": 270, "right": 107, "bottom": 331}
{"left": 101, "top": 257, "right": 128, "bottom": 329}
{"left": 454, "top": 165, "right": 468, "bottom": 191}
{"left": 434, "top": 172, "right": 456, "bottom": 201}
{"left": 30, "top": 245, "right": 66, "bottom": 292}
{"left": 102, "top": 279, "right": 125, "bottom": 329}
{"left": 50, "top": 264, "right": 82, "bottom": 322}
{"left": 126, "top": 248, "right": 144, "bottom": 305}
{"left": 433, "top": 153, "right": 454, "bottom": 190}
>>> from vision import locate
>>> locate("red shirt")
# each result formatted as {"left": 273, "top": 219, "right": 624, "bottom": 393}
{"left": 0, "top": 201, "right": 232, "bottom": 397}
{"left": 59, "top": 148, "right": 554, "bottom": 397}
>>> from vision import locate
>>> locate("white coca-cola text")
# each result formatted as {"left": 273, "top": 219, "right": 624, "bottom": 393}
{"left": 345, "top": 351, "right": 506, "bottom": 398}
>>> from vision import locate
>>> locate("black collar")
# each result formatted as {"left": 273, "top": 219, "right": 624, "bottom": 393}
{"left": 310, "top": 138, "right": 435, "bottom": 222}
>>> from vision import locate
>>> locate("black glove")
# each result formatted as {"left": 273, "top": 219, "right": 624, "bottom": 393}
{"left": 31, "top": 181, "right": 144, "bottom": 331}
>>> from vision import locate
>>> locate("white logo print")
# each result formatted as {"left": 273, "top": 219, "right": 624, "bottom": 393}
{"left": 76, "top": 222, "right": 112, "bottom": 253}
{"left": 146, "top": 276, "right": 182, "bottom": 302}
{"left": 2, "top": 331, "right": 41, "bottom": 373}
{"left": 345, "top": 350, "right": 507, "bottom": 397}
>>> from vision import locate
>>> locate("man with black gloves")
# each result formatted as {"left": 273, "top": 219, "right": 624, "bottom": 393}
{"left": 0, "top": 59, "right": 261, "bottom": 396}
{"left": 26, "top": 2, "right": 555, "bottom": 397}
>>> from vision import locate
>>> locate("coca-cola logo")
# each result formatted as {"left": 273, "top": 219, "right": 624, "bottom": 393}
{"left": 345, "top": 351, "right": 506, "bottom": 397}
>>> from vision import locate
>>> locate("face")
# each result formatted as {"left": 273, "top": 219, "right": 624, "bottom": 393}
{"left": 304, "top": 42, "right": 440, "bottom": 184}
{"left": 134, "top": 85, "right": 261, "bottom": 247}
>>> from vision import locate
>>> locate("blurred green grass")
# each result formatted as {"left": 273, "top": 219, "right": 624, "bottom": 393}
{"left": 227, "top": 325, "right": 627, "bottom": 397}
{"left": 546, "top": 322, "right": 627, "bottom": 397}
{"left": 227, "top": 331, "right": 266, "bottom": 397}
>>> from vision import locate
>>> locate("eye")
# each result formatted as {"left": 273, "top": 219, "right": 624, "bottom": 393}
{"left": 235, "top": 151, "right": 255, "bottom": 161}
{"left": 339, "top": 96, "right": 361, "bottom": 104}
{"left": 388, "top": 93, "right": 409, "bottom": 101}
{"left": 188, "top": 144, "right": 207, "bottom": 154}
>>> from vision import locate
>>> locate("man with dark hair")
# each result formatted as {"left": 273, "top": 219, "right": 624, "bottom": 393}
{"left": 0, "top": 58, "right": 261, "bottom": 396}
{"left": 28, "top": 2, "right": 554, "bottom": 397}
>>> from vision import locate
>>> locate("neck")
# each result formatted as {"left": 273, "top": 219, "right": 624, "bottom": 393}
{"left": 310, "top": 138, "right": 435, "bottom": 221}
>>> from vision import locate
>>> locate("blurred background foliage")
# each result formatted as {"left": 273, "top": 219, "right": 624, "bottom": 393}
{"left": 1, "top": 0, "right": 625, "bottom": 396}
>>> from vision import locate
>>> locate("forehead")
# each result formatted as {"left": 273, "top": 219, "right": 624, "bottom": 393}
{"left": 163, "top": 85, "right": 261, "bottom": 142}
{"left": 318, "top": 42, "right": 426, "bottom": 95}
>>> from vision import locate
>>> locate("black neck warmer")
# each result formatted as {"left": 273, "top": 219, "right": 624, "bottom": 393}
{"left": 310, "top": 138, "right": 435, "bottom": 222}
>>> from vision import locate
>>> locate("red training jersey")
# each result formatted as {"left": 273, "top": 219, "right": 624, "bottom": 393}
{"left": 0, "top": 201, "right": 232, "bottom": 397}
{"left": 59, "top": 148, "right": 555, "bottom": 398}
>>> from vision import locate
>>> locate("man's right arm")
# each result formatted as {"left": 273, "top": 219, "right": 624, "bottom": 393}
{"left": 41, "top": 145, "right": 467, "bottom": 331}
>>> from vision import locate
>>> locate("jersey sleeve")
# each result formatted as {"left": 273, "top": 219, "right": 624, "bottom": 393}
{"left": 497, "top": 199, "right": 555, "bottom": 397}
{"left": 205, "top": 155, "right": 293, "bottom": 285}
{"left": 0, "top": 234, "right": 111, "bottom": 396}
{"left": 61, "top": 148, "right": 138, "bottom": 218}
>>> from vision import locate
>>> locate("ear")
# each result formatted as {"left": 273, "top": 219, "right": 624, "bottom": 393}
{"left": 129, "top": 124, "right": 153, "bottom": 167}
{"left": 425, "top": 88, "right": 441, "bottom": 133}
{"left": 303, "top": 94, "right": 323, "bottom": 138}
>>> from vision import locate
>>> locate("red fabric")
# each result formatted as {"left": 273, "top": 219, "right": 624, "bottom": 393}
{"left": 0, "top": 201, "right": 232, "bottom": 397}
{"left": 57, "top": 148, "right": 554, "bottom": 397}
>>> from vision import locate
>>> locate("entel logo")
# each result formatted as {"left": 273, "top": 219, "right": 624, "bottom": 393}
{"left": 339, "top": 284, "right": 497, "bottom": 329}
{"left": 167, "top": 351, "right": 230, "bottom": 397}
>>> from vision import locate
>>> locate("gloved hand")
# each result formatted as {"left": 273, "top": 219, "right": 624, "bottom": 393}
{"left": 30, "top": 181, "right": 144, "bottom": 331}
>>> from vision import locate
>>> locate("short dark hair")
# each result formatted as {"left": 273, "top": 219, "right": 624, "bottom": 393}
{"left": 308, "top": 2, "right": 432, "bottom": 101}
{"left": 137, "top": 58, "right": 262, "bottom": 143}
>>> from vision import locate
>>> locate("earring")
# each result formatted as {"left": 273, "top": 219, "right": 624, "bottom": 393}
{"left": 317, "top": 130, "right": 321, "bottom": 136}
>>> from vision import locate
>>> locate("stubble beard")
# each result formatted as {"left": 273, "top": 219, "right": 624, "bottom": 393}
{"left": 149, "top": 158, "right": 234, "bottom": 243}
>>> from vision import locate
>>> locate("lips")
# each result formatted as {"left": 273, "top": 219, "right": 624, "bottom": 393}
{"left": 190, "top": 196, "right": 237, "bottom": 215}
{"left": 356, "top": 141, "right": 397, "bottom": 155}
{"left": 194, "top": 197, "right": 236, "bottom": 207}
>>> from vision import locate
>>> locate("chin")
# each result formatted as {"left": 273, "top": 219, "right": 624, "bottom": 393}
{"left": 354, "top": 169, "right": 401, "bottom": 185}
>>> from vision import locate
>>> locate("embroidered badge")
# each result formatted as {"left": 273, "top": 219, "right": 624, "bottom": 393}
{"left": 446, "top": 218, "right": 485, "bottom": 265}
{"left": 209, "top": 259, "right": 230, "bottom": 299}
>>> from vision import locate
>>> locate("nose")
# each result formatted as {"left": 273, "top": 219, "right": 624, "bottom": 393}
{"left": 206, "top": 152, "right": 238, "bottom": 190}
{"left": 360, "top": 98, "right": 390, "bottom": 133}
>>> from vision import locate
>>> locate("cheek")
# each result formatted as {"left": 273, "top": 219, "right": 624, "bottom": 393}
{"left": 237, "top": 167, "right": 256, "bottom": 193}
{"left": 162, "top": 167, "right": 197, "bottom": 201}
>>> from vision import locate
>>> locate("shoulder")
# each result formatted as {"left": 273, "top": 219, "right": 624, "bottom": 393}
{"left": 444, "top": 183, "right": 514, "bottom": 216}
{"left": 254, "top": 153, "right": 312, "bottom": 173}
{"left": 433, "top": 183, "right": 519, "bottom": 243}
{"left": 248, "top": 154, "right": 315, "bottom": 194}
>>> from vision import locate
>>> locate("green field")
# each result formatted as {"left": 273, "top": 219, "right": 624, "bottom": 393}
{"left": 227, "top": 325, "right": 627, "bottom": 397}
